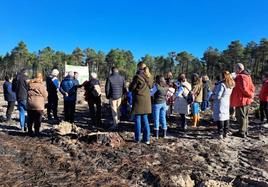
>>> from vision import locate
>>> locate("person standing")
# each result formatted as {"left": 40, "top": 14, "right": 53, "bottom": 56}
{"left": 46, "top": 69, "right": 59, "bottom": 120}
{"left": 3, "top": 75, "right": 16, "bottom": 122}
{"left": 174, "top": 74, "right": 192, "bottom": 130}
{"left": 230, "top": 63, "right": 255, "bottom": 138}
{"left": 129, "top": 63, "right": 153, "bottom": 144}
{"left": 212, "top": 71, "right": 235, "bottom": 139}
{"left": 201, "top": 75, "right": 211, "bottom": 111}
{"left": 152, "top": 75, "right": 168, "bottom": 139}
{"left": 60, "top": 71, "right": 77, "bottom": 123}
{"left": 259, "top": 72, "right": 268, "bottom": 124}
{"left": 27, "top": 73, "right": 48, "bottom": 136}
{"left": 83, "top": 72, "right": 102, "bottom": 126}
{"left": 191, "top": 73, "right": 203, "bottom": 127}
{"left": 13, "top": 69, "right": 29, "bottom": 131}
{"left": 105, "top": 67, "right": 126, "bottom": 129}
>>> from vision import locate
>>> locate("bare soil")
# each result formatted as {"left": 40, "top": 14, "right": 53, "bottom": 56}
{"left": 0, "top": 85, "right": 267, "bottom": 187}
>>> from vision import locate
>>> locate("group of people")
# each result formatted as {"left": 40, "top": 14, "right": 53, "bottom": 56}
{"left": 2, "top": 62, "right": 268, "bottom": 143}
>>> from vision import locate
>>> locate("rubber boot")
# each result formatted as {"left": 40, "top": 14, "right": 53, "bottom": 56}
{"left": 163, "top": 129, "right": 167, "bottom": 139}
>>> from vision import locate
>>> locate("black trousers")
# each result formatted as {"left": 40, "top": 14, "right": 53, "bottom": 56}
{"left": 6, "top": 101, "right": 15, "bottom": 120}
{"left": 218, "top": 120, "right": 229, "bottom": 136}
{"left": 64, "top": 101, "right": 76, "bottom": 123}
{"left": 47, "top": 97, "right": 58, "bottom": 119}
{"left": 28, "top": 110, "right": 43, "bottom": 133}
{"left": 180, "top": 113, "right": 187, "bottom": 128}
{"left": 260, "top": 101, "right": 268, "bottom": 123}
{"left": 88, "top": 97, "right": 102, "bottom": 125}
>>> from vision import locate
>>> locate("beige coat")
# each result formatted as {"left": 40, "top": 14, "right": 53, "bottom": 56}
{"left": 174, "top": 81, "right": 192, "bottom": 115}
{"left": 27, "top": 82, "right": 48, "bottom": 111}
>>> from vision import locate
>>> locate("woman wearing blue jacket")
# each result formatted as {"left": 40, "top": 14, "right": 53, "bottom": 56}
{"left": 3, "top": 75, "right": 16, "bottom": 121}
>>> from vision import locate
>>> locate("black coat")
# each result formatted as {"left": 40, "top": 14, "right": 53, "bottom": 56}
{"left": 105, "top": 72, "right": 126, "bottom": 100}
{"left": 13, "top": 73, "right": 28, "bottom": 101}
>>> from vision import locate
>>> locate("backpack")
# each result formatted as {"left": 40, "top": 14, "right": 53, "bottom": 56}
{"left": 87, "top": 81, "right": 101, "bottom": 97}
{"left": 184, "top": 91, "right": 195, "bottom": 105}
{"left": 181, "top": 85, "right": 195, "bottom": 105}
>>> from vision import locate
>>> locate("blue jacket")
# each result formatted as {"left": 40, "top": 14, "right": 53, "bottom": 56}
{"left": 3, "top": 81, "right": 16, "bottom": 102}
{"left": 60, "top": 76, "right": 77, "bottom": 102}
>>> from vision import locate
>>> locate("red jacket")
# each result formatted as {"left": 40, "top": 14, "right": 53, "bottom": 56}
{"left": 230, "top": 71, "right": 255, "bottom": 107}
{"left": 259, "top": 80, "right": 268, "bottom": 102}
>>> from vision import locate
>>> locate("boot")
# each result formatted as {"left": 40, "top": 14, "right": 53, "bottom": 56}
{"left": 154, "top": 130, "right": 159, "bottom": 140}
{"left": 163, "top": 129, "right": 167, "bottom": 139}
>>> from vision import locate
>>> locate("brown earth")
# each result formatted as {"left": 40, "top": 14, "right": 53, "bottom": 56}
{"left": 0, "top": 84, "right": 268, "bottom": 187}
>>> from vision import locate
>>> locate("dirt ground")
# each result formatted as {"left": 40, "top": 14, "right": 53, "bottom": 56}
{"left": 0, "top": 84, "right": 268, "bottom": 187}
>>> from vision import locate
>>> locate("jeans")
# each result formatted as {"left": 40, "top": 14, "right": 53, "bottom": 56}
{"left": 18, "top": 100, "right": 27, "bottom": 129}
{"left": 134, "top": 114, "right": 150, "bottom": 142}
{"left": 153, "top": 103, "right": 167, "bottom": 130}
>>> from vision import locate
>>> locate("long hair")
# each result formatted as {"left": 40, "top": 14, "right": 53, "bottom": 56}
{"left": 30, "top": 72, "right": 43, "bottom": 84}
{"left": 222, "top": 71, "right": 235, "bottom": 89}
{"left": 143, "top": 66, "right": 151, "bottom": 78}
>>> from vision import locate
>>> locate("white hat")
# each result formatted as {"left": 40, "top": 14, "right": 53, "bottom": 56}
{"left": 90, "top": 72, "right": 97, "bottom": 79}
{"left": 51, "top": 69, "right": 59, "bottom": 77}
{"left": 236, "top": 63, "right": 244, "bottom": 71}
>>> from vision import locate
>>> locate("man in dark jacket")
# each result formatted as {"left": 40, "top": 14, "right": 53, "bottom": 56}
{"left": 105, "top": 67, "right": 126, "bottom": 129}
{"left": 60, "top": 71, "right": 77, "bottom": 123}
{"left": 13, "top": 69, "right": 29, "bottom": 131}
{"left": 3, "top": 75, "right": 16, "bottom": 121}
{"left": 46, "top": 69, "right": 59, "bottom": 120}
{"left": 83, "top": 72, "right": 102, "bottom": 126}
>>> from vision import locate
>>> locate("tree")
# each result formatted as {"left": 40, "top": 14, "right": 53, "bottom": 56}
{"left": 223, "top": 40, "right": 244, "bottom": 72}
{"left": 10, "top": 41, "right": 30, "bottom": 73}
{"left": 141, "top": 54, "right": 155, "bottom": 73}
{"left": 202, "top": 47, "right": 221, "bottom": 79}
{"left": 258, "top": 38, "right": 268, "bottom": 75}
{"left": 71, "top": 47, "right": 84, "bottom": 65}
{"left": 38, "top": 47, "right": 55, "bottom": 74}
{"left": 176, "top": 51, "right": 194, "bottom": 76}
{"left": 84, "top": 48, "right": 97, "bottom": 72}
{"left": 106, "top": 49, "right": 136, "bottom": 79}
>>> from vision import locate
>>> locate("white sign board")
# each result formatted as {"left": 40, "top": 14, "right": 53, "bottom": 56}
{"left": 65, "top": 64, "right": 89, "bottom": 84}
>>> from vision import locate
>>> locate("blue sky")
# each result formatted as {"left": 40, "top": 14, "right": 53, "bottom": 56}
{"left": 1, "top": 0, "right": 268, "bottom": 60}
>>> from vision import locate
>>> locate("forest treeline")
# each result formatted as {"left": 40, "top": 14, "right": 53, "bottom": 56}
{"left": 0, "top": 38, "right": 267, "bottom": 81}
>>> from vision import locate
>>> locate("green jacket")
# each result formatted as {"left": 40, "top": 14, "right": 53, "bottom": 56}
{"left": 129, "top": 74, "right": 153, "bottom": 115}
